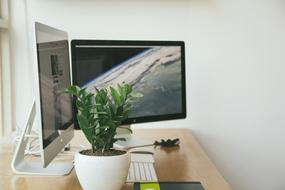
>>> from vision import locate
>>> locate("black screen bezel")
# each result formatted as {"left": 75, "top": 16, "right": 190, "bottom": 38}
{"left": 71, "top": 39, "right": 186, "bottom": 128}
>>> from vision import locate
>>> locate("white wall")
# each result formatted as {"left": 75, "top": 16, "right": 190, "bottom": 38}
{"left": 10, "top": 0, "right": 285, "bottom": 189}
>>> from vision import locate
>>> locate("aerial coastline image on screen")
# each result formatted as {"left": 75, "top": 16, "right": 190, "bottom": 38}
{"left": 75, "top": 45, "right": 182, "bottom": 118}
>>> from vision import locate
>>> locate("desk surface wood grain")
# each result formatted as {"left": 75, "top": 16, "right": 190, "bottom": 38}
{"left": 0, "top": 128, "right": 232, "bottom": 190}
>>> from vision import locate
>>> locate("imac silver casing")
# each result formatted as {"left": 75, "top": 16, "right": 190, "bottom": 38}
{"left": 11, "top": 22, "right": 74, "bottom": 175}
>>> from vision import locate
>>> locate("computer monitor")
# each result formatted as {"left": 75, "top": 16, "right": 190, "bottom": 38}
{"left": 71, "top": 40, "right": 186, "bottom": 129}
{"left": 11, "top": 22, "right": 74, "bottom": 175}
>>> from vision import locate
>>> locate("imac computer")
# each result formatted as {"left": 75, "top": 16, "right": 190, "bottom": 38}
{"left": 70, "top": 40, "right": 186, "bottom": 148}
{"left": 11, "top": 22, "right": 74, "bottom": 175}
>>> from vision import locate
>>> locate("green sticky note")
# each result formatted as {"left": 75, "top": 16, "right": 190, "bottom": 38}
{"left": 140, "top": 183, "right": 160, "bottom": 190}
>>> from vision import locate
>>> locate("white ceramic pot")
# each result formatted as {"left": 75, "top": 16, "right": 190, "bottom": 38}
{"left": 74, "top": 150, "right": 130, "bottom": 190}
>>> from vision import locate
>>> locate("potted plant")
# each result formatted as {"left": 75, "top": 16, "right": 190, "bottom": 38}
{"left": 64, "top": 83, "right": 142, "bottom": 190}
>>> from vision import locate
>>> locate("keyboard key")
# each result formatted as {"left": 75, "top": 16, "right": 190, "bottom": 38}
{"left": 129, "top": 163, "right": 135, "bottom": 180}
{"left": 134, "top": 162, "right": 140, "bottom": 180}
{"left": 139, "top": 163, "right": 146, "bottom": 180}
{"left": 144, "top": 163, "right": 152, "bottom": 180}
{"left": 149, "top": 163, "right": 158, "bottom": 181}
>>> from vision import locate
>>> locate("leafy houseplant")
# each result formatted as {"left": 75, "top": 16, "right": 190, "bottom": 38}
{"left": 64, "top": 83, "right": 142, "bottom": 190}
{"left": 65, "top": 83, "right": 142, "bottom": 155}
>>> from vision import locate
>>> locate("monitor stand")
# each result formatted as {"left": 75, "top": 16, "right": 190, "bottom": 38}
{"left": 114, "top": 125, "right": 154, "bottom": 150}
{"left": 11, "top": 99, "right": 74, "bottom": 176}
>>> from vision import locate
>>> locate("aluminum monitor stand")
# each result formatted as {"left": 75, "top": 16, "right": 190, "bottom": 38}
{"left": 11, "top": 99, "right": 73, "bottom": 176}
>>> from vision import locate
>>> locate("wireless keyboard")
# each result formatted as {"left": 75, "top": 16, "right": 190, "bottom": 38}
{"left": 126, "top": 153, "right": 158, "bottom": 182}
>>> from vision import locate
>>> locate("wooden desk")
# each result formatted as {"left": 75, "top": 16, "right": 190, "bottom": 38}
{"left": 0, "top": 129, "right": 232, "bottom": 190}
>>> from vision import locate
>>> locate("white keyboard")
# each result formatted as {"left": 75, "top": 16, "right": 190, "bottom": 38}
{"left": 127, "top": 153, "right": 158, "bottom": 182}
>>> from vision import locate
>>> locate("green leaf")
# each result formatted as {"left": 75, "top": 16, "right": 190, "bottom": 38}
{"left": 77, "top": 114, "right": 93, "bottom": 144}
{"left": 116, "top": 106, "right": 123, "bottom": 116}
{"left": 110, "top": 87, "right": 121, "bottom": 105}
{"left": 108, "top": 105, "right": 115, "bottom": 118}
{"left": 117, "top": 84, "right": 123, "bottom": 95}
{"left": 63, "top": 85, "right": 81, "bottom": 97}
{"left": 124, "top": 84, "right": 132, "bottom": 95}
{"left": 76, "top": 100, "right": 85, "bottom": 110}
{"left": 95, "top": 89, "right": 108, "bottom": 105}
{"left": 90, "top": 111, "right": 108, "bottom": 115}
{"left": 98, "top": 125, "right": 110, "bottom": 130}
{"left": 82, "top": 93, "right": 93, "bottom": 102}
{"left": 79, "top": 88, "right": 87, "bottom": 98}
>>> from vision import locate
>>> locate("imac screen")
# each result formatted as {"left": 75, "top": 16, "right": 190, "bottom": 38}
{"left": 36, "top": 23, "right": 73, "bottom": 147}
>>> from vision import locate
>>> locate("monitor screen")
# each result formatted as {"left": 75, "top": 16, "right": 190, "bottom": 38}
{"left": 35, "top": 23, "right": 73, "bottom": 148}
{"left": 71, "top": 40, "right": 186, "bottom": 125}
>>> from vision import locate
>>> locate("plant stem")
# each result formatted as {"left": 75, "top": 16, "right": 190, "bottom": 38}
{"left": 92, "top": 127, "right": 96, "bottom": 153}
{"left": 102, "top": 146, "right": 105, "bottom": 154}
{"left": 92, "top": 140, "right": 95, "bottom": 153}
